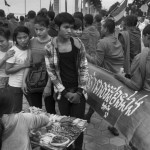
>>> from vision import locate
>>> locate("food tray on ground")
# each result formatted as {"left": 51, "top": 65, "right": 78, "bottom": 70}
{"left": 31, "top": 131, "right": 69, "bottom": 150}
{"left": 26, "top": 107, "right": 87, "bottom": 129}
{"left": 47, "top": 121, "right": 85, "bottom": 141}
{"left": 48, "top": 114, "right": 87, "bottom": 130}
{"left": 30, "top": 112, "right": 87, "bottom": 150}
{"left": 27, "top": 106, "right": 46, "bottom": 115}
{"left": 31, "top": 121, "right": 87, "bottom": 149}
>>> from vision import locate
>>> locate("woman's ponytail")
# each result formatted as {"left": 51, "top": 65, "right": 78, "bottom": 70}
{"left": 0, "top": 119, "right": 4, "bottom": 150}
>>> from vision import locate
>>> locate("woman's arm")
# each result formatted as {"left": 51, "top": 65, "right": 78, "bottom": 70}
{"left": 115, "top": 73, "right": 142, "bottom": 91}
{"left": 0, "top": 57, "right": 8, "bottom": 67}
{"left": 5, "top": 61, "right": 30, "bottom": 75}
{"left": 45, "top": 42, "right": 65, "bottom": 93}
{"left": 23, "top": 113, "right": 49, "bottom": 130}
{"left": 42, "top": 77, "right": 52, "bottom": 98}
{"left": 22, "top": 50, "right": 31, "bottom": 94}
{"left": 75, "top": 38, "right": 89, "bottom": 97}
{"left": 5, "top": 63, "right": 25, "bottom": 74}
{"left": 22, "top": 68, "right": 30, "bottom": 94}
{"left": 0, "top": 50, "right": 15, "bottom": 67}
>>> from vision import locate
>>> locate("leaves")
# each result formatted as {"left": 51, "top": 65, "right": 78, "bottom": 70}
{"left": 133, "top": 0, "right": 147, "bottom": 8}
{"left": 126, "top": 0, "right": 149, "bottom": 16}
{"left": 86, "top": 0, "right": 102, "bottom": 10}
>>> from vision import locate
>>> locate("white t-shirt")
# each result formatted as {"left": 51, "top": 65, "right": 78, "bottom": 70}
{"left": 6, "top": 45, "right": 28, "bottom": 87}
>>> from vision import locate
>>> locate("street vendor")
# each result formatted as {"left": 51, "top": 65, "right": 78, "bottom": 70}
{"left": 45, "top": 12, "right": 88, "bottom": 150}
{"left": 0, "top": 92, "right": 50, "bottom": 150}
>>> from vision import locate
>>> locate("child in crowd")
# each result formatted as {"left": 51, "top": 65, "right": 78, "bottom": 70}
{"left": 22, "top": 12, "right": 56, "bottom": 114}
{"left": 47, "top": 11, "right": 58, "bottom": 37}
{"left": 0, "top": 92, "right": 49, "bottom": 150}
{"left": 73, "top": 12, "right": 84, "bottom": 30}
{"left": 0, "top": 27, "right": 14, "bottom": 91}
{"left": 5, "top": 26, "right": 31, "bottom": 113}
{"left": 93, "top": 14, "right": 102, "bottom": 35}
{"left": 71, "top": 18, "right": 83, "bottom": 38}
{"left": 24, "top": 10, "right": 37, "bottom": 38}
{"left": 80, "top": 14, "right": 100, "bottom": 56}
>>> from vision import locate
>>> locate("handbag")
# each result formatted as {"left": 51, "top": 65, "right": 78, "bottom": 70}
{"left": 26, "top": 49, "right": 48, "bottom": 93}
{"left": 26, "top": 64, "right": 48, "bottom": 93}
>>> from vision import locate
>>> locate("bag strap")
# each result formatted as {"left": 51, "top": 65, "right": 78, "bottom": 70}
{"left": 119, "top": 31, "right": 131, "bottom": 75}
{"left": 139, "top": 48, "right": 149, "bottom": 85}
{"left": 26, "top": 46, "right": 31, "bottom": 63}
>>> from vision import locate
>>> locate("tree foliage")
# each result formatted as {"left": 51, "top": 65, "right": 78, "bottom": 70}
{"left": 86, "top": 0, "right": 102, "bottom": 11}
{"left": 126, "top": 0, "right": 150, "bottom": 16}
{"left": 132, "top": 0, "right": 147, "bottom": 8}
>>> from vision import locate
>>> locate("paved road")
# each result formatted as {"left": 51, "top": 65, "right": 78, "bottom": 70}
{"left": 82, "top": 104, "right": 130, "bottom": 150}
{"left": 23, "top": 96, "right": 130, "bottom": 150}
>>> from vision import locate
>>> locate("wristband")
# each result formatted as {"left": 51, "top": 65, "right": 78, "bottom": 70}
{"left": 61, "top": 89, "right": 67, "bottom": 96}
{"left": 77, "top": 87, "right": 83, "bottom": 93}
{"left": 76, "top": 91, "right": 82, "bottom": 97}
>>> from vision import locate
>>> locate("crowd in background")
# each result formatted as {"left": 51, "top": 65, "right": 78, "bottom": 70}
{"left": 0, "top": 6, "right": 150, "bottom": 150}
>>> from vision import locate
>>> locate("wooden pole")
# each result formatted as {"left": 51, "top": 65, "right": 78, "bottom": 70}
{"left": 81, "top": 0, "right": 83, "bottom": 12}
{"left": 25, "top": 0, "right": 26, "bottom": 15}
{"left": 40, "top": 0, "right": 41, "bottom": 10}
{"left": 65, "top": 0, "right": 67, "bottom": 12}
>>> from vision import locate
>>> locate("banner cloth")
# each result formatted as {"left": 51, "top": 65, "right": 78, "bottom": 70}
{"left": 87, "top": 63, "right": 150, "bottom": 150}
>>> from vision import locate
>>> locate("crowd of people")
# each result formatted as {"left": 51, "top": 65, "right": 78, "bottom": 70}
{"left": 0, "top": 6, "right": 150, "bottom": 150}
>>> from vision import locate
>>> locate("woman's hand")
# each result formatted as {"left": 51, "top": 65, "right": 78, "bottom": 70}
{"left": 43, "top": 86, "right": 51, "bottom": 98}
{"left": 22, "top": 82, "right": 28, "bottom": 95}
{"left": 69, "top": 93, "right": 81, "bottom": 104}
{"left": 4, "top": 50, "right": 15, "bottom": 60}
{"left": 65, "top": 92, "right": 80, "bottom": 104}
{"left": 23, "top": 58, "right": 31, "bottom": 68}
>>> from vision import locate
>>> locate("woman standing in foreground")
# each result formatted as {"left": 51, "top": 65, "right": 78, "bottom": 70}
{"left": 5, "top": 26, "right": 31, "bottom": 113}
{"left": 22, "top": 12, "right": 56, "bottom": 114}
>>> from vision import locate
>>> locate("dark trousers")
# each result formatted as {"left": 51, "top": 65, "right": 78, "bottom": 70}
{"left": 0, "top": 87, "right": 7, "bottom": 94}
{"left": 7, "top": 86, "right": 23, "bottom": 113}
{"left": 25, "top": 86, "right": 56, "bottom": 114}
{"left": 58, "top": 94, "right": 86, "bottom": 150}
{"left": 86, "top": 106, "right": 94, "bottom": 116}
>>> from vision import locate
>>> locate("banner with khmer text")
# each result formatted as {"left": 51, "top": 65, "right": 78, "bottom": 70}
{"left": 87, "top": 63, "right": 150, "bottom": 150}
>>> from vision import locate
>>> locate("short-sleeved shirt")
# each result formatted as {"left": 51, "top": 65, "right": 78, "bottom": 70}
{"left": 2, "top": 113, "right": 49, "bottom": 150}
{"left": 88, "top": 35, "right": 124, "bottom": 73}
{"left": 81, "top": 26, "right": 100, "bottom": 55}
{"left": 6, "top": 45, "right": 28, "bottom": 87}
{"left": 0, "top": 41, "right": 13, "bottom": 88}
